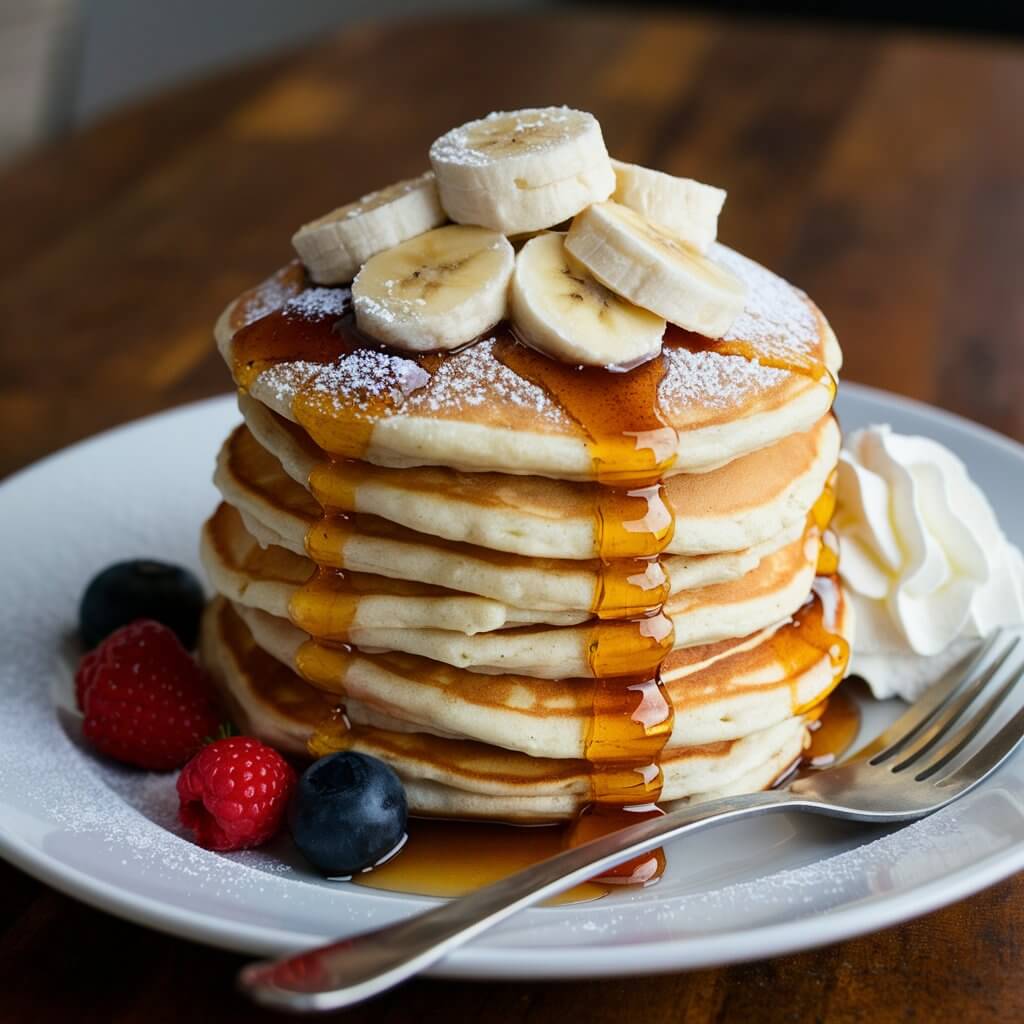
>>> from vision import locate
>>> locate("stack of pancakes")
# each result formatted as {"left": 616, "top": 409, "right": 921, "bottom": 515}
{"left": 199, "top": 241, "right": 850, "bottom": 823}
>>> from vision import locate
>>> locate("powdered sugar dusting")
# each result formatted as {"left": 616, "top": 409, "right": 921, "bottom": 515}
{"left": 344, "top": 171, "right": 436, "bottom": 218}
{"left": 715, "top": 244, "right": 821, "bottom": 360}
{"left": 354, "top": 292, "right": 423, "bottom": 329}
{"left": 256, "top": 335, "right": 570, "bottom": 427}
{"left": 283, "top": 286, "right": 351, "bottom": 321}
{"left": 259, "top": 348, "right": 430, "bottom": 416}
{"left": 405, "top": 337, "right": 568, "bottom": 423}
{"left": 310, "top": 349, "right": 429, "bottom": 399}
{"left": 240, "top": 267, "right": 304, "bottom": 327}
{"left": 660, "top": 347, "right": 789, "bottom": 411}
{"left": 430, "top": 106, "right": 587, "bottom": 168}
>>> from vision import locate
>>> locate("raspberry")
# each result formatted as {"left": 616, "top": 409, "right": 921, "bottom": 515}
{"left": 74, "top": 648, "right": 101, "bottom": 709}
{"left": 76, "top": 620, "right": 221, "bottom": 771}
{"left": 177, "top": 737, "right": 295, "bottom": 851}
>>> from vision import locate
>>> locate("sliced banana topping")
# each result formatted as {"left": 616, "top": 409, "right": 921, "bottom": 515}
{"left": 292, "top": 172, "right": 445, "bottom": 285}
{"left": 290, "top": 108, "right": 740, "bottom": 362}
{"left": 565, "top": 201, "right": 746, "bottom": 339}
{"left": 611, "top": 159, "right": 725, "bottom": 253}
{"left": 511, "top": 232, "right": 665, "bottom": 368}
{"left": 352, "top": 225, "right": 514, "bottom": 352}
{"left": 430, "top": 107, "right": 615, "bottom": 235}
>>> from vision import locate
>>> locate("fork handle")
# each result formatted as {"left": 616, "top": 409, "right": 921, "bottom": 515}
{"left": 239, "top": 788, "right": 806, "bottom": 1012}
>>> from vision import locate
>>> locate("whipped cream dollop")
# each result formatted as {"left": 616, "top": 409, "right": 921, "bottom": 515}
{"left": 834, "top": 425, "right": 1024, "bottom": 701}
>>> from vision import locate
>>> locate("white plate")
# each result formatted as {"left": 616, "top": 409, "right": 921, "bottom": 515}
{"left": 1, "top": 383, "right": 1023, "bottom": 979}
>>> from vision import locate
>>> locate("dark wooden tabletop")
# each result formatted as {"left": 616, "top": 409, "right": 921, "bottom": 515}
{"left": 2, "top": 10, "right": 1023, "bottom": 1022}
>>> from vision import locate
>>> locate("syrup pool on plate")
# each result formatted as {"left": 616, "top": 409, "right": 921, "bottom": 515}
{"left": 349, "top": 691, "right": 860, "bottom": 905}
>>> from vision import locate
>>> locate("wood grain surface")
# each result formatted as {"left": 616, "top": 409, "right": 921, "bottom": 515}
{"left": 2, "top": 11, "right": 1023, "bottom": 1022}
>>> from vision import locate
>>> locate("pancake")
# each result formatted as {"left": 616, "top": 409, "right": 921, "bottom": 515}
{"left": 201, "top": 502, "right": 586, "bottom": 632}
{"left": 202, "top": 599, "right": 812, "bottom": 821}
{"left": 214, "top": 425, "right": 815, "bottom": 617}
{"left": 208, "top": 503, "right": 821, "bottom": 671}
{"left": 215, "top": 245, "right": 841, "bottom": 478}
{"left": 241, "top": 392, "right": 841, "bottom": 559}
{"left": 210, "top": 576, "right": 850, "bottom": 758}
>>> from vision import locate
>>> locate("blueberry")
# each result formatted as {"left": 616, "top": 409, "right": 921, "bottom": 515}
{"left": 79, "top": 560, "right": 205, "bottom": 650}
{"left": 289, "top": 752, "right": 408, "bottom": 877}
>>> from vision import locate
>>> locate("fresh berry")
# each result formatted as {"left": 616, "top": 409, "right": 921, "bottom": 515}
{"left": 74, "top": 648, "right": 102, "bottom": 709}
{"left": 177, "top": 737, "right": 296, "bottom": 851}
{"left": 79, "top": 560, "right": 205, "bottom": 650}
{"left": 289, "top": 752, "right": 407, "bottom": 876}
{"left": 76, "top": 620, "right": 221, "bottom": 770}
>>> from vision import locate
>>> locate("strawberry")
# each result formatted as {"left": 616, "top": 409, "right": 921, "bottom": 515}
{"left": 75, "top": 619, "right": 221, "bottom": 771}
{"left": 177, "top": 737, "right": 295, "bottom": 851}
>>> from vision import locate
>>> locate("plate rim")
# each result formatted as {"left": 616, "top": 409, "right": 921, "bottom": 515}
{"left": 1, "top": 381, "right": 1022, "bottom": 978}
{"left": 2, "top": 787, "right": 1023, "bottom": 979}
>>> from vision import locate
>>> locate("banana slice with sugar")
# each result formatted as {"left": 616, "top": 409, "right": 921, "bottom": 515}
{"left": 430, "top": 107, "right": 615, "bottom": 234}
{"left": 611, "top": 159, "right": 725, "bottom": 253}
{"left": 511, "top": 232, "right": 665, "bottom": 368}
{"left": 292, "top": 172, "right": 445, "bottom": 285}
{"left": 352, "top": 224, "right": 514, "bottom": 352}
{"left": 566, "top": 201, "right": 746, "bottom": 338}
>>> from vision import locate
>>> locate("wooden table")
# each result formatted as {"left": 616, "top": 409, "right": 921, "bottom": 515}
{"left": 2, "top": 11, "right": 1022, "bottom": 1022}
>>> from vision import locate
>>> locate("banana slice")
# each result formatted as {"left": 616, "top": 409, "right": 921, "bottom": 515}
{"left": 429, "top": 107, "right": 615, "bottom": 235}
{"left": 612, "top": 159, "right": 725, "bottom": 253}
{"left": 292, "top": 172, "right": 445, "bottom": 285}
{"left": 565, "top": 201, "right": 746, "bottom": 338}
{"left": 352, "top": 225, "right": 514, "bottom": 352}
{"left": 511, "top": 232, "right": 665, "bottom": 368}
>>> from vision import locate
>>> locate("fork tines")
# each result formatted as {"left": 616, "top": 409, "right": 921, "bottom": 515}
{"left": 867, "top": 628, "right": 1024, "bottom": 784}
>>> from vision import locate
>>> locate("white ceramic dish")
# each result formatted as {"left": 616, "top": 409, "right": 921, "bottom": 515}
{"left": 1, "top": 383, "right": 1022, "bottom": 979}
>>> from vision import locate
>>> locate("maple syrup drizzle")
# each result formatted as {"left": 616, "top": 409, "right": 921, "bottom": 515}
{"left": 231, "top": 290, "right": 356, "bottom": 396}
{"left": 302, "top": 512, "right": 356, "bottom": 569}
{"left": 307, "top": 460, "right": 362, "bottom": 515}
{"left": 773, "top": 574, "right": 851, "bottom": 716}
{"left": 230, "top": 275, "right": 847, "bottom": 889}
{"left": 292, "top": 636, "right": 354, "bottom": 697}
{"left": 817, "top": 529, "right": 840, "bottom": 577}
{"left": 306, "top": 705, "right": 353, "bottom": 759}
{"left": 771, "top": 686, "right": 861, "bottom": 789}
{"left": 494, "top": 329, "right": 679, "bottom": 884}
{"left": 803, "top": 686, "right": 860, "bottom": 769}
{"left": 286, "top": 567, "right": 363, "bottom": 642}
{"left": 230, "top": 283, "right": 438, "bottom": 461}
{"left": 810, "top": 468, "right": 840, "bottom": 576}
{"left": 810, "top": 469, "right": 838, "bottom": 532}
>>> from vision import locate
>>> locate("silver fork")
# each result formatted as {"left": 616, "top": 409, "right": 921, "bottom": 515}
{"left": 239, "top": 627, "right": 1024, "bottom": 1012}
